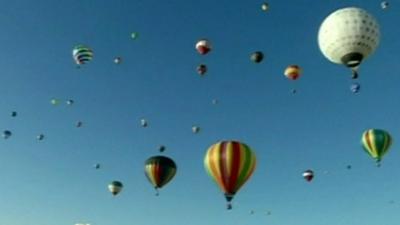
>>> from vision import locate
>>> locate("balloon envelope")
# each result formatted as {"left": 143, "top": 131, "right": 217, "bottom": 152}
{"left": 72, "top": 45, "right": 93, "bottom": 65}
{"left": 302, "top": 170, "right": 314, "bottom": 182}
{"left": 108, "top": 181, "right": 123, "bottom": 196}
{"left": 361, "top": 129, "right": 392, "bottom": 165}
{"left": 204, "top": 141, "right": 256, "bottom": 209}
{"left": 144, "top": 155, "right": 177, "bottom": 190}
{"left": 284, "top": 65, "right": 301, "bottom": 80}
{"left": 318, "top": 8, "right": 380, "bottom": 70}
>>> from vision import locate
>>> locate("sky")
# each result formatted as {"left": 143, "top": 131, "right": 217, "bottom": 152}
{"left": 0, "top": 0, "right": 399, "bottom": 224}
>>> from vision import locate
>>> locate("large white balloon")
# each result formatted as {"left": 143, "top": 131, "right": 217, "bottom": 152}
{"left": 318, "top": 7, "right": 380, "bottom": 75}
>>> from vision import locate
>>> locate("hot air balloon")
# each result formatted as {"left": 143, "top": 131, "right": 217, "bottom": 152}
{"left": 302, "top": 170, "right": 314, "bottom": 182}
{"left": 318, "top": 7, "right": 380, "bottom": 79}
{"left": 144, "top": 155, "right": 177, "bottom": 195}
{"left": 76, "top": 121, "right": 83, "bottom": 128}
{"left": 141, "top": 119, "right": 148, "bottom": 127}
{"left": 51, "top": 99, "right": 60, "bottom": 105}
{"left": 284, "top": 65, "right": 301, "bottom": 80}
{"left": 72, "top": 45, "right": 93, "bottom": 65}
{"left": 37, "top": 134, "right": 45, "bottom": 141}
{"left": 261, "top": 3, "right": 269, "bottom": 12}
{"left": 11, "top": 111, "right": 17, "bottom": 117}
{"left": 114, "top": 57, "right": 122, "bottom": 64}
{"left": 251, "top": 51, "right": 264, "bottom": 63}
{"left": 381, "top": 1, "right": 389, "bottom": 9}
{"left": 196, "top": 39, "right": 212, "bottom": 55}
{"left": 284, "top": 65, "right": 301, "bottom": 93}
{"left": 2, "top": 130, "right": 12, "bottom": 139}
{"left": 66, "top": 100, "right": 74, "bottom": 105}
{"left": 204, "top": 140, "right": 256, "bottom": 209}
{"left": 197, "top": 64, "right": 207, "bottom": 76}
{"left": 158, "top": 145, "right": 166, "bottom": 153}
{"left": 350, "top": 83, "right": 360, "bottom": 93}
{"left": 131, "top": 32, "right": 139, "bottom": 40}
{"left": 192, "top": 126, "right": 200, "bottom": 134}
{"left": 108, "top": 181, "right": 123, "bottom": 196}
{"left": 361, "top": 129, "right": 392, "bottom": 166}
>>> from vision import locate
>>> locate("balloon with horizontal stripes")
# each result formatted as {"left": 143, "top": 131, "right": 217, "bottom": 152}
{"left": 72, "top": 45, "right": 93, "bottom": 65}
{"left": 361, "top": 129, "right": 392, "bottom": 167}
{"left": 144, "top": 155, "right": 177, "bottom": 195}
{"left": 204, "top": 141, "right": 256, "bottom": 209}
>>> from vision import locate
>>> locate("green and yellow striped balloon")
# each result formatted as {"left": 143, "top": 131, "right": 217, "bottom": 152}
{"left": 361, "top": 129, "right": 392, "bottom": 166}
{"left": 204, "top": 141, "right": 256, "bottom": 209}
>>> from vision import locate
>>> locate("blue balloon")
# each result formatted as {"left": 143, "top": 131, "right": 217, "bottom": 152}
{"left": 350, "top": 83, "right": 360, "bottom": 93}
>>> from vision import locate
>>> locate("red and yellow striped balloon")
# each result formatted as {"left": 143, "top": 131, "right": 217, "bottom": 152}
{"left": 204, "top": 141, "right": 256, "bottom": 209}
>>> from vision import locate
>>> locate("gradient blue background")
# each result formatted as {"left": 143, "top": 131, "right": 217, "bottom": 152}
{"left": 0, "top": 0, "right": 399, "bottom": 224}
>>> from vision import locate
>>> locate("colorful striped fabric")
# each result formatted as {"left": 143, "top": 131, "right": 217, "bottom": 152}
{"left": 204, "top": 141, "right": 256, "bottom": 203}
{"left": 284, "top": 65, "right": 301, "bottom": 80}
{"left": 72, "top": 45, "right": 93, "bottom": 65}
{"left": 361, "top": 129, "right": 392, "bottom": 164}
{"left": 145, "top": 156, "right": 177, "bottom": 190}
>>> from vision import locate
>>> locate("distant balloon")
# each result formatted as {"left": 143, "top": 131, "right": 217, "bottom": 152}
{"left": 114, "top": 57, "right": 122, "bottom": 64}
{"left": 302, "top": 170, "right": 314, "bottom": 182}
{"left": 141, "top": 119, "right": 148, "bottom": 127}
{"left": 284, "top": 65, "right": 301, "bottom": 80}
{"left": 361, "top": 129, "right": 392, "bottom": 166}
{"left": 158, "top": 145, "right": 166, "bottom": 153}
{"left": 318, "top": 7, "right": 380, "bottom": 79}
{"left": 192, "top": 126, "right": 200, "bottom": 134}
{"left": 131, "top": 32, "right": 139, "bottom": 40}
{"left": 196, "top": 39, "right": 212, "bottom": 55}
{"left": 94, "top": 163, "right": 101, "bottom": 169}
{"left": 144, "top": 155, "right": 177, "bottom": 195}
{"left": 291, "top": 89, "right": 297, "bottom": 94}
{"left": 37, "top": 134, "right": 45, "bottom": 141}
{"left": 72, "top": 45, "right": 93, "bottom": 65}
{"left": 251, "top": 51, "right": 264, "bottom": 63}
{"left": 204, "top": 141, "right": 256, "bottom": 209}
{"left": 250, "top": 210, "right": 255, "bottom": 215}
{"left": 197, "top": 64, "right": 207, "bottom": 76}
{"left": 261, "top": 3, "right": 269, "bottom": 11}
{"left": 108, "top": 181, "right": 123, "bottom": 196}
{"left": 266, "top": 211, "right": 272, "bottom": 215}
{"left": 381, "top": 1, "right": 389, "bottom": 9}
{"left": 66, "top": 100, "right": 74, "bottom": 105}
{"left": 2, "top": 130, "right": 12, "bottom": 139}
{"left": 350, "top": 83, "right": 360, "bottom": 93}
{"left": 76, "top": 121, "right": 83, "bottom": 128}
{"left": 346, "top": 165, "right": 352, "bottom": 170}
{"left": 11, "top": 111, "right": 17, "bottom": 117}
{"left": 212, "top": 99, "right": 219, "bottom": 105}
{"left": 50, "top": 99, "right": 60, "bottom": 105}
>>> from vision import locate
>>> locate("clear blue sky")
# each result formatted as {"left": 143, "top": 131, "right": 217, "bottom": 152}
{"left": 0, "top": 0, "right": 399, "bottom": 224}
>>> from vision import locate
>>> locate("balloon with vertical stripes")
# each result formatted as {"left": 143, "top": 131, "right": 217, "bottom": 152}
{"left": 204, "top": 140, "right": 256, "bottom": 209}
{"left": 361, "top": 129, "right": 392, "bottom": 166}
{"left": 144, "top": 155, "right": 177, "bottom": 195}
